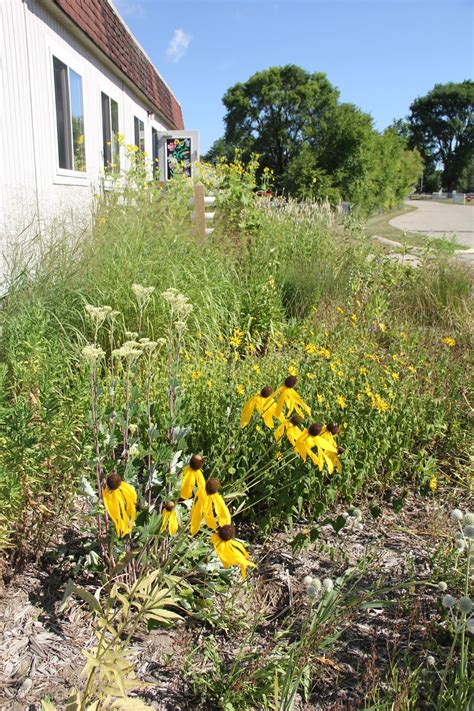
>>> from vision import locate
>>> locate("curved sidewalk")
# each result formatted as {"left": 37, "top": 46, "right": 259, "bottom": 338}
{"left": 390, "top": 199, "right": 474, "bottom": 249}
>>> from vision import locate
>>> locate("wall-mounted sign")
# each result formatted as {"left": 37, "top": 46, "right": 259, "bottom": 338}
{"left": 154, "top": 130, "right": 199, "bottom": 181}
{"left": 166, "top": 136, "right": 192, "bottom": 179}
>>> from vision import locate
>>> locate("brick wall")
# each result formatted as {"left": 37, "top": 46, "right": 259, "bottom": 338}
{"left": 53, "top": 0, "right": 184, "bottom": 129}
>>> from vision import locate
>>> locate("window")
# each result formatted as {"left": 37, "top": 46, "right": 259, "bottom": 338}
{"left": 134, "top": 116, "right": 145, "bottom": 152}
{"left": 101, "top": 92, "right": 120, "bottom": 172}
{"left": 152, "top": 127, "right": 159, "bottom": 177}
{"left": 53, "top": 56, "right": 86, "bottom": 171}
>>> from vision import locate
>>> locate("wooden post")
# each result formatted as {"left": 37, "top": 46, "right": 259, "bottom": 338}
{"left": 194, "top": 182, "right": 206, "bottom": 240}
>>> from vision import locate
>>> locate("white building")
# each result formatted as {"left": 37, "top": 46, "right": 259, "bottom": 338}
{"left": 0, "top": 0, "right": 195, "bottom": 276}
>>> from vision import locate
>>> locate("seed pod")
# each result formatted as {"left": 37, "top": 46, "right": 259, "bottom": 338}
{"left": 190, "top": 454, "right": 203, "bottom": 470}
{"left": 106, "top": 472, "right": 122, "bottom": 490}
{"left": 218, "top": 524, "right": 236, "bottom": 541}
{"left": 308, "top": 422, "right": 322, "bottom": 437}
{"left": 284, "top": 375, "right": 297, "bottom": 389}
{"left": 260, "top": 386, "right": 273, "bottom": 398}
{"left": 205, "top": 478, "right": 220, "bottom": 495}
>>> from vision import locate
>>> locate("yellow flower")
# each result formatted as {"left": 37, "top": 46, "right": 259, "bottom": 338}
{"left": 306, "top": 372, "right": 315, "bottom": 380}
{"left": 317, "top": 394, "right": 324, "bottom": 404}
{"left": 160, "top": 502, "right": 179, "bottom": 535}
{"left": 305, "top": 343, "right": 317, "bottom": 354}
{"left": 378, "top": 322, "right": 388, "bottom": 333}
{"left": 240, "top": 386, "right": 277, "bottom": 429}
{"left": 102, "top": 474, "right": 137, "bottom": 537}
{"left": 400, "top": 331, "right": 408, "bottom": 340}
{"left": 274, "top": 376, "right": 311, "bottom": 419}
{"left": 429, "top": 475, "right": 437, "bottom": 492}
{"left": 236, "top": 384, "right": 245, "bottom": 396}
{"left": 336, "top": 395, "right": 347, "bottom": 409}
{"left": 337, "top": 370, "right": 344, "bottom": 378}
{"left": 392, "top": 372, "right": 400, "bottom": 381}
{"left": 351, "top": 314, "right": 358, "bottom": 324}
{"left": 295, "top": 423, "right": 340, "bottom": 474}
{"left": 180, "top": 454, "right": 205, "bottom": 499}
{"left": 408, "top": 365, "right": 416, "bottom": 374}
{"left": 191, "top": 370, "right": 201, "bottom": 380}
{"left": 287, "top": 364, "right": 298, "bottom": 376}
{"left": 229, "top": 328, "right": 244, "bottom": 348}
{"left": 252, "top": 364, "right": 261, "bottom": 374}
{"left": 190, "top": 478, "right": 231, "bottom": 535}
{"left": 371, "top": 393, "right": 389, "bottom": 413}
{"left": 442, "top": 337, "right": 456, "bottom": 348}
{"left": 318, "top": 347, "right": 331, "bottom": 359}
{"left": 337, "top": 307, "right": 345, "bottom": 315}
{"left": 211, "top": 524, "right": 255, "bottom": 579}
{"left": 274, "top": 414, "right": 304, "bottom": 446}
{"left": 359, "top": 367, "right": 368, "bottom": 376}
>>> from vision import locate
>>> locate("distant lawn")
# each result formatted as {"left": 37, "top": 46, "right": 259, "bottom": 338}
{"left": 365, "top": 205, "right": 468, "bottom": 253}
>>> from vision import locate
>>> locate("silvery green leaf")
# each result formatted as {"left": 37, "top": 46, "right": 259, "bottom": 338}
{"left": 171, "top": 426, "right": 191, "bottom": 440}
{"left": 80, "top": 476, "right": 97, "bottom": 501}
{"left": 169, "top": 449, "right": 183, "bottom": 474}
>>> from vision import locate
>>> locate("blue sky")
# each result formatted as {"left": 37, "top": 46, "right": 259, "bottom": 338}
{"left": 115, "top": 0, "right": 474, "bottom": 154}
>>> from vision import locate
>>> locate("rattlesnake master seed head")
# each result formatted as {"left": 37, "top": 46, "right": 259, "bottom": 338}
{"left": 322, "top": 578, "right": 334, "bottom": 592}
{"left": 458, "top": 597, "right": 473, "bottom": 614}
{"left": 260, "top": 386, "right": 273, "bottom": 398}
{"left": 190, "top": 454, "right": 203, "bottom": 470}
{"left": 427, "top": 656, "right": 436, "bottom": 667}
{"left": 106, "top": 472, "right": 122, "bottom": 490}
{"left": 327, "top": 423, "right": 339, "bottom": 435}
{"left": 463, "top": 512, "right": 474, "bottom": 525}
{"left": 308, "top": 422, "right": 322, "bottom": 436}
{"left": 218, "top": 524, "right": 236, "bottom": 541}
{"left": 289, "top": 414, "right": 304, "bottom": 427}
{"left": 303, "top": 575, "right": 313, "bottom": 586}
{"left": 442, "top": 594, "right": 456, "bottom": 609}
{"left": 455, "top": 538, "right": 466, "bottom": 551}
{"left": 464, "top": 525, "right": 474, "bottom": 539}
{"left": 466, "top": 619, "right": 474, "bottom": 635}
{"left": 284, "top": 375, "right": 297, "bottom": 389}
{"left": 438, "top": 581, "right": 448, "bottom": 592}
{"left": 450, "top": 509, "right": 463, "bottom": 524}
{"left": 205, "top": 478, "right": 220, "bottom": 495}
{"left": 165, "top": 501, "right": 175, "bottom": 512}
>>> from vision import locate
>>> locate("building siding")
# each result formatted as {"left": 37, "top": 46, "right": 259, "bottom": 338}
{"left": 0, "top": 0, "right": 178, "bottom": 279}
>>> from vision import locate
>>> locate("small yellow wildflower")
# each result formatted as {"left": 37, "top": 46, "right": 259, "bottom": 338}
{"left": 351, "top": 314, "right": 358, "bottom": 324}
{"left": 359, "top": 367, "right": 368, "bottom": 376}
{"left": 429, "top": 475, "right": 438, "bottom": 492}
{"left": 229, "top": 328, "right": 245, "bottom": 348}
{"left": 337, "top": 307, "right": 345, "bottom": 315}
{"left": 392, "top": 372, "right": 400, "bottom": 381}
{"left": 102, "top": 473, "right": 137, "bottom": 538}
{"left": 318, "top": 347, "right": 331, "bottom": 359}
{"left": 236, "top": 384, "right": 245, "bottom": 396}
{"left": 305, "top": 343, "right": 317, "bottom": 354}
{"left": 288, "top": 365, "right": 298, "bottom": 376}
{"left": 337, "top": 370, "right": 344, "bottom": 378}
{"left": 371, "top": 393, "right": 389, "bottom": 413}
{"left": 400, "top": 331, "right": 408, "bottom": 340}
{"left": 191, "top": 370, "right": 201, "bottom": 380}
{"left": 442, "top": 337, "right": 456, "bottom": 348}
{"left": 337, "top": 395, "right": 347, "bottom": 409}
{"left": 408, "top": 365, "right": 416, "bottom": 374}
{"left": 378, "top": 322, "right": 388, "bottom": 333}
{"left": 206, "top": 379, "right": 214, "bottom": 389}
{"left": 306, "top": 372, "right": 315, "bottom": 380}
{"left": 252, "top": 364, "right": 261, "bottom": 374}
{"left": 317, "top": 394, "right": 324, "bottom": 404}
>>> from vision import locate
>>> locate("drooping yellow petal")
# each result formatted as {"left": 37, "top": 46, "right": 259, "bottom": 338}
{"left": 190, "top": 495, "right": 204, "bottom": 535}
{"left": 160, "top": 509, "right": 170, "bottom": 534}
{"left": 121, "top": 480, "right": 137, "bottom": 504}
{"left": 168, "top": 509, "right": 179, "bottom": 535}
{"left": 212, "top": 493, "right": 231, "bottom": 527}
{"left": 180, "top": 466, "right": 196, "bottom": 499}
{"left": 274, "top": 419, "right": 286, "bottom": 443}
{"left": 240, "top": 395, "right": 258, "bottom": 428}
{"left": 274, "top": 386, "right": 288, "bottom": 418}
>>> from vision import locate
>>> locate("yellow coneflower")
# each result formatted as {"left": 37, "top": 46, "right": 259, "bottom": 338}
{"left": 102, "top": 473, "right": 137, "bottom": 537}
{"left": 295, "top": 422, "right": 338, "bottom": 472}
{"left": 275, "top": 413, "right": 305, "bottom": 446}
{"left": 240, "top": 386, "right": 276, "bottom": 429}
{"left": 190, "top": 478, "right": 231, "bottom": 535}
{"left": 320, "top": 423, "right": 343, "bottom": 473}
{"left": 274, "top": 376, "right": 311, "bottom": 418}
{"left": 211, "top": 524, "right": 256, "bottom": 579}
{"left": 160, "top": 501, "right": 179, "bottom": 535}
{"left": 180, "top": 454, "right": 206, "bottom": 499}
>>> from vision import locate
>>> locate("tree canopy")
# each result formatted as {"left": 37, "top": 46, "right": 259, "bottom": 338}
{"left": 206, "top": 65, "right": 423, "bottom": 214}
{"left": 407, "top": 81, "right": 474, "bottom": 192}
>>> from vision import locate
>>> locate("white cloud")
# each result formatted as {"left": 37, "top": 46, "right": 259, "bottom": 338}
{"left": 113, "top": 0, "right": 146, "bottom": 19}
{"left": 165, "top": 28, "right": 191, "bottom": 63}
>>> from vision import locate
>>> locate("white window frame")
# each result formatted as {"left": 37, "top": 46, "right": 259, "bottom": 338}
{"left": 98, "top": 79, "right": 124, "bottom": 190}
{"left": 48, "top": 44, "right": 88, "bottom": 186}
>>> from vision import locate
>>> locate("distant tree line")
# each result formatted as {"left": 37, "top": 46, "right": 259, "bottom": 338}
{"left": 204, "top": 66, "right": 473, "bottom": 212}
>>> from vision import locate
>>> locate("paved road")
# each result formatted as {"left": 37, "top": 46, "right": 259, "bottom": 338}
{"left": 390, "top": 199, "right": 474, "bottom": 248}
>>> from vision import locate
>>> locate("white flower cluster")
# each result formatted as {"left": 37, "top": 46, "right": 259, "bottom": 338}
{"left": 112, "top": 340, "right": 142, "bottom": 360}
{"left": 303, "top": 574, "right": 334, "bottom": 599}
{"left": 131, "top": 283, "right": 155, "bottom": 307}
{"left": 82, "top": 344, "right": 105, "bottom": 363}
{"left": 85, "top": 304, "right": 118, "bottom": 326}
{"left": 162, "top": 287, "right": 193, "bottom": 333}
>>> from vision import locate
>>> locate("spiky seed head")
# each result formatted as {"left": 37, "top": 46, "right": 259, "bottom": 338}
{"left": 284, "top": 375, "right": 297, "bottom": 389}
{"left": 464, "top": 525, "right": 474, "bottom": 539}
{"left": 260, "top": 386, "right": 273, "bottom": 398}
{"left": 438, "top": 581, "right": 448, "bottom": 592}
{"left": 190, "top": 454, "right": 203, "bottom": 470}
{"left": 458, "top": 597, "right": 473, "bottom": 614}
{"left": 463, "top": 512, "right": 474, "bottom": 526}
{"left": 290, "top": 414, "right": 304, "bottom": 427}
{"left": 442, "top": 594, "right": 456, "bottom": 609}
{"left": 165, "top": 501, "right": 175, "bottom": 512}
{"left": 218, "top": 524, "right": 236, "bottom": 541}
{"left": 106, "top": 472, "right": 122, "bottom": 490}
{"left": 308, "top": 422, "right": 322, "bottom": 436}
{"left": 327, "top": 422, "right": 339, "bottom": 435}
{"left": 322, "top": 577, "right": 334, "bottom": 592}
{"left": 205, "top": 478, "right": 220, "bottom": 495}
{"left": 303, "top": 575, "right": 313, "bottom": 586}
{"left": 450, "top": 509, "right": 463, "bottom": 524}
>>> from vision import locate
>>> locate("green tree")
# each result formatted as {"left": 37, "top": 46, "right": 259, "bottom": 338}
{"left": 408, "top": 81, "right": 474, "bottom": 191}
{"left": 222, "top": 65, "right": 338, "bottom": 187}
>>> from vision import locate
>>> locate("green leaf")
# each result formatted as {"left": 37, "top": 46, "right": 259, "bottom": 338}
{"left": 60, "top": 580, "right": 102, "bottom": 615}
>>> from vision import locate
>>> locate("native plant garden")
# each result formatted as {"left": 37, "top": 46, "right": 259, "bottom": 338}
{"left": 0, "top": 155, "right": 472, "bottom": 710}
